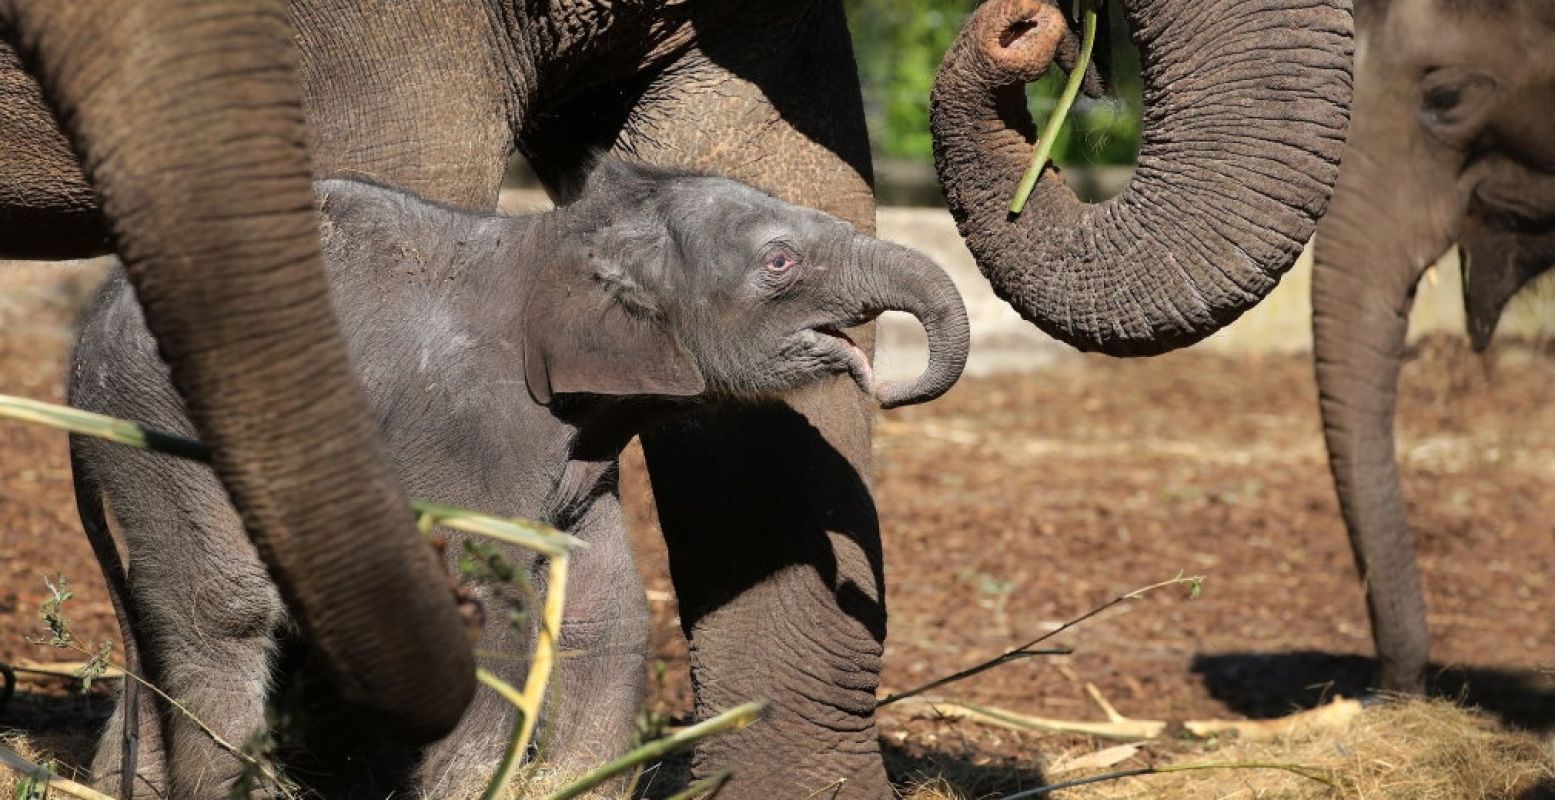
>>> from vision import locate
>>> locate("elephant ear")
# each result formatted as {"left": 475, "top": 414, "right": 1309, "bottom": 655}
{"left": 523, "top": 247, "right": 705, "bottom": 406}
{"left": 1460, "top": 207, "right": 1555, "bottom": 352}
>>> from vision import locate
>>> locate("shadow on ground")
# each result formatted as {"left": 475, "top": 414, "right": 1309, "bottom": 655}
{"left": 1193, "top": 651, "right": 1555, "bottom": 730}
{"left": 630, "top": 739, "right": 1046, "bottom": 798}
{"left": 0, "top": 687, "right": 108, "bottom": 779}
{"left": 882, "top": 740, "right": 1047, "bottom": 799}
{"left": 1521, "top": 778, "right": 1555, "bottom": 800}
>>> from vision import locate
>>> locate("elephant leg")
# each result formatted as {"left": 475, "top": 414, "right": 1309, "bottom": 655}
{"left": 288, "top": 1, "right": 516, "bottom": 208}
{"left": 74, "top": 446, "right": 167, "bottom": 799}
{"left": 90, "top": 669, "right": 167, "bottom": 799}
{"left": 643, "top": 400, "right": 885, "bottom": 797}
{"left": 525, "top": 6, "right": 886, "bottom": 794}
{"left": 105, "top": 456, "right": 282, "bottom": 799}
{"left": 539, "top": 489, "right": 650, "bottom": 775}
{"left": 416, "top": 489, "right": 650, "bottom": 793}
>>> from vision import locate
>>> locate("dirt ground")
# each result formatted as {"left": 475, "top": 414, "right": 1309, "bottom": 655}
{"left": 2, "top": 261, "right": 1554, "bottom": 796}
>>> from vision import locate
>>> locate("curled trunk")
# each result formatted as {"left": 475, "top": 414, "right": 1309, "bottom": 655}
{"left": 855, "top": 239, "right": 971, "bottom": 408}
{"left": 931, "top": 0, "right": 1353, "bottom": 355}
{"left": 0, "top": 0, "right": 474, "bottom": 740}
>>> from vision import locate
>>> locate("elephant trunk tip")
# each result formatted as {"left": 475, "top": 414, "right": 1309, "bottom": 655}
{"left": 872, "top": 302, "right": 971, "bottom": 410}
{"left": 976, "top": 0, "right": 1068, "bottom": 81}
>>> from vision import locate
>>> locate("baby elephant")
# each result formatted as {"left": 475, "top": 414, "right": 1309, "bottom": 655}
{"left": 68, "top": 160, "right": 969, "bottom": 798}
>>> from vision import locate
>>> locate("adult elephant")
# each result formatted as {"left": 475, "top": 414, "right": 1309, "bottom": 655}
{"left": 2, "top": 0, "right": 1353, "bottom": 796}
{"left": 930, "top": 0, "right": 1353, "bottom": 355}
{"left": 1310, "top": 0, "right": 1555, "bottom": 694}
{"left": 0, "top": 0, "right": 477, "bottom": 770}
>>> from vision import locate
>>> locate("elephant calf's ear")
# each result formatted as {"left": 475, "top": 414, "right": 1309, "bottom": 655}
{"left": 523, "top": 256, "right": 705, "bottom": 405}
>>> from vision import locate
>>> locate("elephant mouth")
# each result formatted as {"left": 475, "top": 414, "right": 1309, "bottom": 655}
{"left": 812, "top": 323, "right": 876, "bottom": 398}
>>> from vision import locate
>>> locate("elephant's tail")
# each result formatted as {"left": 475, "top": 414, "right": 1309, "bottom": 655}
{"left": 70, "top": 442, "right": 143, "bottom": 799}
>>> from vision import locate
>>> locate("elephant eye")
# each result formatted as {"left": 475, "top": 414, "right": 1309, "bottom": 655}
{"left": 1422, "top": 85, "right": 1461, "bottom": 116}
{"left": 764, "top": 246, "right": 800, "bottom": 272}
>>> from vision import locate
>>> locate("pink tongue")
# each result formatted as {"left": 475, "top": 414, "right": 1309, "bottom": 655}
{"left": 844, "top": 340, "right": 874, "bottom": 397}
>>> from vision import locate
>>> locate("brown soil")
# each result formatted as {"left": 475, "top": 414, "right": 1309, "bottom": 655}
{"left": 3, "top": 265, "right": 1553, "bottom": 795}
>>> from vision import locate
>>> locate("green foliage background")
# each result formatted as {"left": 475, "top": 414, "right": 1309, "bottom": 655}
{"left": 846, "top": 0, "right": 1142, "bottom": 166}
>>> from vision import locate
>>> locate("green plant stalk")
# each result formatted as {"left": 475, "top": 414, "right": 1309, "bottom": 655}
{"left": 1009, "top": 0, "right": 1099, "bottom": 215}
{"left": 0, "top": 394, "right": 210, "bottom": 461}
{"left": 474, "top": 669, "right": 528, "bottom": 800}
{"left": 414, "top": 502, "right": 580, "bottom": 558}
{"left": 1001, "top": 760, "right": 1335, "bottom": 798}
{"left": 478, "top": 555, "right": 569, "bottom": 800}
{"left": 546, "top": 701, "right": 767, "bottom": 800}
{"left": 0, "top": 394, "right": 579, "bottom": 556}
{"left": 662, "top": 770, "right": 732, "bottom": 800}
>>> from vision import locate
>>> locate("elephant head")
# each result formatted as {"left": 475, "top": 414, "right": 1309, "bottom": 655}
{"left": 0, "top": 0, "right": 474, "bottom": 745}
{"left": 523, "top": 161, "right": 971, "bottom": 411}
{"left": 930, "top": 0, "right": 1354, "bottom": 355}
{"left": 1310, "top": 0, "right": 1555, "bottom": 692}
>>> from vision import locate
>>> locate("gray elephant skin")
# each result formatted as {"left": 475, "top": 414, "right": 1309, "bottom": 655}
{"left": 1311, "top": 0, "right": 1555, "bottom": 694}
{"left": 0, "top": 1, "right": 478, "bottom": 783}
{"left": 69, "top": 161, "right": 971, "bottom": 798}
{"left": 5, "top": 0, "right": 1355, "bottom": 793}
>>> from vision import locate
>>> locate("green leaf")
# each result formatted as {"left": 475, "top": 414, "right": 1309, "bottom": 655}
{"left": 30, "top": 576, "right": 74, "bottom": 649}
{"left": 75, "top": 641, "right": 114, "bottom": 693}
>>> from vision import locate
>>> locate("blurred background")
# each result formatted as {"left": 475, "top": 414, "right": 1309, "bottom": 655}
{"left": 847, "top": 0, "right": 1141, "bottom": 205}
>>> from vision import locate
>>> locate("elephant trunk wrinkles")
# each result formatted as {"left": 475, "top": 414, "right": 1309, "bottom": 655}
{"left": 1311, "top": 164, "right": 1442, "bottom": 695}
{"left": 850, "top": 238, "right": 970, "bottom": 408}
{"left": 930, "top": 0, "right": 1352, "bottom": 355}
{"left": 0, "top": 0, "right": 474, "bottom": 740}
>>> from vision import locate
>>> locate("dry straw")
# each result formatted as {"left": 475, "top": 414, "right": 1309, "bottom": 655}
{"left": 899, "top": 698, "right": 1555, "bottom": 800}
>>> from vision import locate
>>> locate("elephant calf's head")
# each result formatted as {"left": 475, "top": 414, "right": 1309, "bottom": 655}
{"left": 524, "top": 161, "right": 970, "bottom": 409}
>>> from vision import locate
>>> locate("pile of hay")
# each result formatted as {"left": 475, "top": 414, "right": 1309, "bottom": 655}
{"left": 905, "top": 698, "right": 1555, "bottom": 800}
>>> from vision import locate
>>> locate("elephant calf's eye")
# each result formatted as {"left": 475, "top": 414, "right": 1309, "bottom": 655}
{"left": 764, "top": 247, "right": 800, "bottom": 272}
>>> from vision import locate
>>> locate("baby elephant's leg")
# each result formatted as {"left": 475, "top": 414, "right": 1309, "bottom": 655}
{"left": 107, "top": 455, "right": 283, "bottom": 799}
{"left": 540, "top": 490, "right": 652, "bottom": 775}
{"left": 89, "top": 672, "right": 167, "bottom": 798}
{"left": 417, "top": 491, "right": 649, "bottom": 794}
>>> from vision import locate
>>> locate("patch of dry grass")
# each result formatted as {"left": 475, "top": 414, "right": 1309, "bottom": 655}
{"left": 1, "top": 730, "right": 102, "bottom": 799}
{"left": 899, "top": 698, "right": 1555, "bottom": 800}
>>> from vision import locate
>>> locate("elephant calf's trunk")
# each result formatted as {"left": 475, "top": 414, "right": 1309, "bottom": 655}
{"left": 862, "top": 242, "right": 970, "bottom": 409}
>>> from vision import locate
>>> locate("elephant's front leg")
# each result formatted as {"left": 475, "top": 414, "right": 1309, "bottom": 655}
{"left": 526, "top": 6, "right": 888, "bottom": 794}
{"left": 539, "top": 487, "right": 651, "bottom": 775}
{"left": 643, "top": 400, "right": 886, "bottom": 796}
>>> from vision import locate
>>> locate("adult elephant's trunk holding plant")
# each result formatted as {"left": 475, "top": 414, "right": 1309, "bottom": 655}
{"left": 931, "top": 0, "right": 1353, "bottom": 355}
{"left": 0, "top": 0, "right": 474, "bottom": 742}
